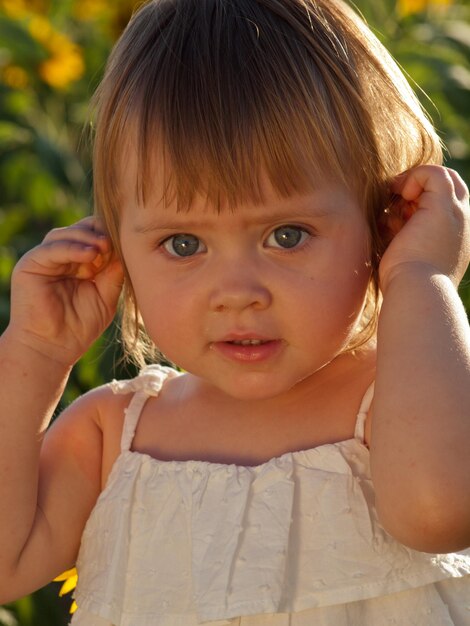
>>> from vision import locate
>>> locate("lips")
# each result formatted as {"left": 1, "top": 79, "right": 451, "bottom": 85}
{"left": 229, "top": 338, "right": 269, "bottom": 346}
{"left": 211, "top": 334, "right": 283, "bottom": 363}
{"left": 218, "top": 332, "right": 275, "bottom": 344}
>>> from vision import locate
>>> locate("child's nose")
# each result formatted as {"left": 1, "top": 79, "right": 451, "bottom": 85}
{"left": 209, "top": 264, "right": 272, "bottom": 313}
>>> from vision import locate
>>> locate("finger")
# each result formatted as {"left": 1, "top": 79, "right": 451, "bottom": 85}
{"left": 61, "top": 219, "right": 116, "bottom": 274}
{"left": 42, "top": 215, "right": 109, "bottom": 242}
{"left": 391, "top": 165, "right": 456, "bottom": 202}
{"left": 42, "top": 230, "right": 112, "bottom": 268}
{"left": 68, "top": 215, "right": 108, "bottom": 236}
{"left": 20, "top": 241, "right": 104, "bottom": 280}
{"left": 43, "top": 224, "right": 109, "bottom": 247}
{"left": 445, "top": 168, "right": 469, "bottom": 202}
{"left": 42, "top": 236, "right": 112, "bottom": 275}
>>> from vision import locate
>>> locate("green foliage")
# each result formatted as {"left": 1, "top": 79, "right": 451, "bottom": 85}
{"left": 1, "top": 587, "right": 72, "bottom": 626}
{"left": 0, "top": 0, "right": 469, "bottom": 623}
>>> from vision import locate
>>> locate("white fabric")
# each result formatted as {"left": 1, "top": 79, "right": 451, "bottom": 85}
{"left": 71, "top": 365, "right": 470, "bottom": 626}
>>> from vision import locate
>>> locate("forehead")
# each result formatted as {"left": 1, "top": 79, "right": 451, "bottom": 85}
{"left": 118, "top": 149, "right": 363, "bottom": 234}
{"left": 118, "top": 135, "right": 361, "bottom": 223}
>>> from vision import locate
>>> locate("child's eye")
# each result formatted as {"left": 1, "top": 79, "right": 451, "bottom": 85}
{"left": 161, "top": 234, "right": 206, "bottom": 257}
{"left": 265, "top": 225, "right": 310, "bottom": 250}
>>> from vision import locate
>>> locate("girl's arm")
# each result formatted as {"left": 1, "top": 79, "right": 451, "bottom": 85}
{"left": 370, "top": 165, "right": 470, "bottom": 553}
{"left": 0, "top": 218, "right": 123, "bottom": 600}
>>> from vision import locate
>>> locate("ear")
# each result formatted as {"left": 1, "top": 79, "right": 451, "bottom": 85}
{"left": 378, "top": 193, "right": 417, "bottom": 246}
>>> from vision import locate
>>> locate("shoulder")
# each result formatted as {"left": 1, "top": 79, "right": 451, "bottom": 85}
{"left": 50, "top": 381, "right": 132, "bottom": 439}
{"left": 85, "top": 365, "right": 182, "bottom": 483}
{"left": 93, "top": 384, "right": 136, "bottom": 487}
{"left": 43, "top": 384, "right": 132, "bottom": 489}
{"left": 45, "top": 384, "right": 112, "bottom": 454}
{"left": 68, "top": 364, "right": 181, "bottom": 433}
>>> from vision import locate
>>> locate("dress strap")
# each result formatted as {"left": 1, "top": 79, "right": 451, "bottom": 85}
{"left": 108, "top": 364, "right": 181, "bottom": 453}
{"left": 119, "top": 390, "right": 151, "bottom": 452}
{"left": 354, "top": 381, "right": 375, "bottom": 445}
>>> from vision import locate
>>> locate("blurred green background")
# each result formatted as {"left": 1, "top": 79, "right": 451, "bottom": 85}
{"left": 0, "top": 0, "right": 469, "bottom": 623}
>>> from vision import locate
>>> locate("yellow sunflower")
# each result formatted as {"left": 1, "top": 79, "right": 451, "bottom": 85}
{"left": 54, "top": 567, "right": 78, "bottom": 614}
{"left": 27, "top": 15, "right": 85, "bottom": 89}
{"left": 0, "top": 0, "right": 48, "bottom": 18}
{"left": 398, "top": 0, "right": 453, "bottom": 16}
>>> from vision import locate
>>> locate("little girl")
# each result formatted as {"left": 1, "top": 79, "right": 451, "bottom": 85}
{"left": 1, "top": 0, "right": 470, "bottom": 624}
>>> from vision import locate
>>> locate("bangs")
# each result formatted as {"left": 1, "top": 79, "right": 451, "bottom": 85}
{"left": 93, "top": 0, "right": 389, "bottom": 215}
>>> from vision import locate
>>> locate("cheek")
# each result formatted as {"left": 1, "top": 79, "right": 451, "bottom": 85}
{"left": 119, "top": 240, "right": 195, "bottom": 349}
{"left": 317, "top": 228, "right": 371, "bottom": 280}
{"left": 306, "top": 244, "right": 371, "bottom": 316}
{"left": 336, "top": 258, "right": 371, "bottom": 310}
{"left": 131, "top": 277, "right": 195, "bottom": 347}
{"left": 336, "top": 228, "right": 372, "bottom": 284}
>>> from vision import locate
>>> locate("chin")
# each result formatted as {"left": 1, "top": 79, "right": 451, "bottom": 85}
{"left": 210, "top": 372, "right": 304, "bottom": 403}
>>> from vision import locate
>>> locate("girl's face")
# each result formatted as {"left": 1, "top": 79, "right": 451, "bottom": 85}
{"left": 119, "top": 157, "right": 372, "bottom": 402}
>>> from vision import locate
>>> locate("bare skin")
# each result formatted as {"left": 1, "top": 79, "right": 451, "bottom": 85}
{"left": 0, "top": 165, "right": 469, "bottom": 604}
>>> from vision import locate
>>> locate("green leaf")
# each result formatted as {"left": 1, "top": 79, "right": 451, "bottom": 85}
{"left": 0, "top": 15, "right": 47, "bottom": 65}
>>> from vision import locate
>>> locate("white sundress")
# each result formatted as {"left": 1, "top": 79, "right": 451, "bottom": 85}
{"left": 70, "top": 365, "right": 470, "bottom": 626}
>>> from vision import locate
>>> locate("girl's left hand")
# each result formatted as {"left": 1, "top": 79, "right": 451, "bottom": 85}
{"left": 379, "top": 164, "right": 470, "bottom": 292}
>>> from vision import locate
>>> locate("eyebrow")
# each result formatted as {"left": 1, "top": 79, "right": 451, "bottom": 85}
{"left": 132, "top": 206, "right": 334, "bottom": 234}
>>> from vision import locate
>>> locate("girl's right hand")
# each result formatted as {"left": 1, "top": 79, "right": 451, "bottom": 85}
{"left": 8, "top": 217, "right": 124, "bottom": 366}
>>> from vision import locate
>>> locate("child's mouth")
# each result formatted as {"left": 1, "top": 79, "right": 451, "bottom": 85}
{"left": 212, "top": 338, "right": 283, "bottom": 363}
{"left": 228, "top": 339, "right": 268, "bottom": 346}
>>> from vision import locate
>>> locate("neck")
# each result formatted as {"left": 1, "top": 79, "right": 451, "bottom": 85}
{"left": 184, "top": 344, "right": 376, "bottom": 421}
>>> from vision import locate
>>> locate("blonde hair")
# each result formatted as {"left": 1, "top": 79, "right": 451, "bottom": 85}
{"left": 91, "top": 0, "right": 442, "bottom": 367}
